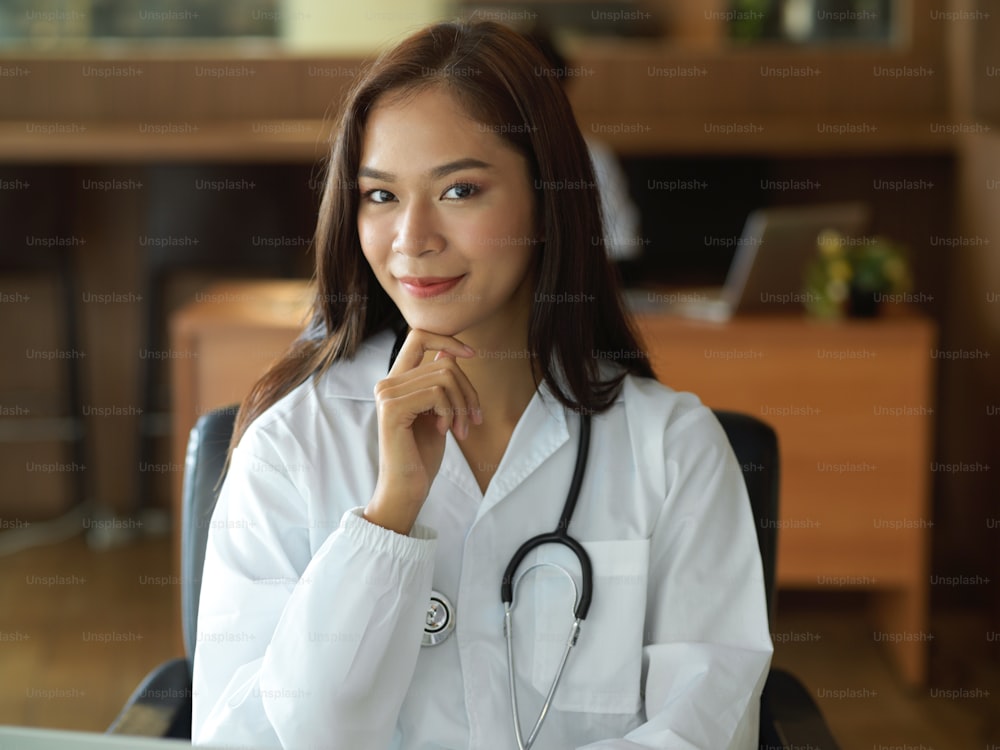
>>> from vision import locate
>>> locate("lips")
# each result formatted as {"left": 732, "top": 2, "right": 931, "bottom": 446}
{"left": 397, "top": 275, "right": 465, "bottom": 299}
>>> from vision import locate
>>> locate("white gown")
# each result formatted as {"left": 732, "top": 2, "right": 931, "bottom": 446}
{"left": 191, "top": 328, "right": 773, "bottom": 749}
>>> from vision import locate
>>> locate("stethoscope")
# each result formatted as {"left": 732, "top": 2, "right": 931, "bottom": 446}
{"left": 388, "top": 328, "right": 594, "bottom": 749}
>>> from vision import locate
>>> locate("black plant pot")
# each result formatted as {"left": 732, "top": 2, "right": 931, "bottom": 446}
{"left": 849, "top": 287, "right": 881, "bottom": 318}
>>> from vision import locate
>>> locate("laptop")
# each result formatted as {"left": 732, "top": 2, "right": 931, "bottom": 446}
{"left": 0, "top": 726, "right": 191, "bottom": 748}
{"left": 624, "top": 202, "right": 871, "bottom": 322}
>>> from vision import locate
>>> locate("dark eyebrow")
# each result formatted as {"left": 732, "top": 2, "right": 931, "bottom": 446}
{"left": 358, "top": 158, "right": 493, "bottom": 182}
{"left": 430, "top": 158, "right": 493, "bottom": 179}
{"left": 357, "top": 165, "right": 394, "bottom": 181}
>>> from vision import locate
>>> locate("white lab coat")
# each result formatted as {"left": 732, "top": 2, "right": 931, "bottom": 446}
{"left": 191, "top": 328, "right": 773, "bottom": 750}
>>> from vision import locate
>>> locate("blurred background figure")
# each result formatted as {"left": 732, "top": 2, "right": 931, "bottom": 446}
{"left": 527, "top": 26, "right": 644, "bottom": 262}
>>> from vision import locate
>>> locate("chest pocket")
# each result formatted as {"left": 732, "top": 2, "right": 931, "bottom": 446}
{"left": 525, "top": 539, "right": 650, "bottom": 715}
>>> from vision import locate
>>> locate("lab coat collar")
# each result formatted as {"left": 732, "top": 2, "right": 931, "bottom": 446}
{"left": 318, "top": 328, "right": 576, "bottom": 406}
{"left": 319, "top": 328, "right": 623, "bottom": 514}
{"left": 316, "top": 329, "right": 571, "bottom": 506}
{"left": 438, "top": 376, "right": 570, "bottom": 511}
{"left": 319, "top": 327, "right": 398, "bottom": 401}
{"left": 319, "top": 327, "right": 624, "bottom": 409}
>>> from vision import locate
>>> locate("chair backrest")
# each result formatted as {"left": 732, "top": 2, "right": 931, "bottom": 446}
{"left": 180, "top": 406, "right": 239, "bottom": 660}
{"left": 712, "top": 410, "right": 779, "bottom": 622}
{"left": 179, "top": 406, "right": 780, "bottom": 660}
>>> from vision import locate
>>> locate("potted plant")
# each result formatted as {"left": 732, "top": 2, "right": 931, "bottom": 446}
{"left": 804, "top": 230, "right": 912, "bottom": 318}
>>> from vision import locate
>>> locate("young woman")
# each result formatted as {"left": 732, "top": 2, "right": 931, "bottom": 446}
{"left": 192, "top": 19, "right": 772, "bottom": 750}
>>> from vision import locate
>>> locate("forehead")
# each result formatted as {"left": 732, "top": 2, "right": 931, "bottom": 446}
{"left": 360, "top": 85, "right": 521, "bottom": 171}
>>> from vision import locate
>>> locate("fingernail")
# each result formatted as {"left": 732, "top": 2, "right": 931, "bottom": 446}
{"left": 463, "top": 345, "right": 475, "bottom": 355}
{"left": 474, "top": 407, "right": 483, "bottom": 424}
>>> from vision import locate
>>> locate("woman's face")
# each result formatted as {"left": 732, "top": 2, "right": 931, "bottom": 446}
{"left": 357, "top": 85, "right": 540, "bottom": 341}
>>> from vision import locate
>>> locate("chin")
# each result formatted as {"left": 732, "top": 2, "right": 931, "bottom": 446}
{"left": 399, "top": 310, "right": 472, "bottom": 338}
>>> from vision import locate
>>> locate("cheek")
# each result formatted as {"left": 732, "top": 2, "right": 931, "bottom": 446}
{"left": 457, "top": 199, "right": 537, "bottom": 258}
{"left": 465, "top": 239, "right": 536, "bottom": 284}
{"left": 357, "top": 218, "right": 385, "bottom": 269}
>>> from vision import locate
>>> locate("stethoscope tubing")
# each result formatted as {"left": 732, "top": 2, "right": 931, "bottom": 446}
{"left": 501, "top": 413, "right": 593, "bottom": 620}
{"left": 505, "top": 604, "right": 582, "bottom": 750}
{"left": 388, "top": 326, "right": 595, "bottom": 748}
{"left": 501, "top": 410, "right": 592, "bottom": 749}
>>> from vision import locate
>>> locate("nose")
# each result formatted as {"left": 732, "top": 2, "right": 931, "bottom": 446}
{"left": 392, "top": 197, "right": 444, "bottom": 257}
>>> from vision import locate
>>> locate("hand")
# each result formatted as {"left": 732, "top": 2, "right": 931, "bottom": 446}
{"left": 364, "top": 329, "right": 483, "bottom": 535}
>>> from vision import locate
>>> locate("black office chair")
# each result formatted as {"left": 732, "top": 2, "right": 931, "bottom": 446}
{"left": 110, "top": 406, "right": 840, "bottom": 749}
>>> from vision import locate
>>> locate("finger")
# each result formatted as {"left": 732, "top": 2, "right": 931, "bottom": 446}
{"left": 399, "top": 358, "right": 480, "bottom": 433}
{"left": 389, "top": 328, "right": 475, "bottom": 377}
{"left": 379, "top": 384, "right": 456, "bottom": 436}
{"left": 415, "top": 385, "right": 462, "bottom": 437}
{"left": 432, "top": 352, "right": 481, "bottom": 433}
{"left": 432, "top": 351, "right": 466, "bottom": 437}
{"left": 380, "top": 367, "right": 471, "bottom": 439}
{"left": 446, "top": 355, "right": 482, "bottom": 427}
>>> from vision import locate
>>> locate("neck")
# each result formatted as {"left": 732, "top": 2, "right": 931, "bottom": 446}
{"left": 456, "top": 326, "right": 537, "bottom": 429}
{"left": 463, "top": 270, "right": 539, "bottom": 428}
{"left": 420, "top": 288, "right": 537, "bottom": 430}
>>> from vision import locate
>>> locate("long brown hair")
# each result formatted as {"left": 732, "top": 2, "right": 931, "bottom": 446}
{"left": 231, "top": 19, "right": 653, "bottom": 451}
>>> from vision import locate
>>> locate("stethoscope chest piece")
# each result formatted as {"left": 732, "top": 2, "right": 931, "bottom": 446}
{"left": 422, "top": 590, "right": 455, "bottom": 646}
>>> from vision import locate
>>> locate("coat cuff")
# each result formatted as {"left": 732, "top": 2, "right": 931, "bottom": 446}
{"left": 341, "top": 506, "right": 437, "bottom": 563}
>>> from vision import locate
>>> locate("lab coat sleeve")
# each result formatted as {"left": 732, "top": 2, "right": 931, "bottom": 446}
{"left": 580, "top": 405, "right": 774, "bottom": 750}
{"left": 191, "top": 421, "right": 437, "bottom": 750}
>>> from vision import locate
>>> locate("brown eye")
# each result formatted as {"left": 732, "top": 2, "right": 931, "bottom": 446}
{"left": 442, "top": 183, "right": 479, "bottom": 200}
{"left": 363, "top": 189, "right": 395, "bottom": 204}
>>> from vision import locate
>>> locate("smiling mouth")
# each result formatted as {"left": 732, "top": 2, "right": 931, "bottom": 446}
{"left": 397, "top": 275, "right": 465, "bottom": 298}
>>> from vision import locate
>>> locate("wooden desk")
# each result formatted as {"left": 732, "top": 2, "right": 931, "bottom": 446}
{"left": 634, "top": 313, "right": 936, "bottom": 687}
{"left": 170, "top": 280, "right": 936, "bottom": 685}
{"left": 168, "top": 279, "right": 313, "bottom": 620}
